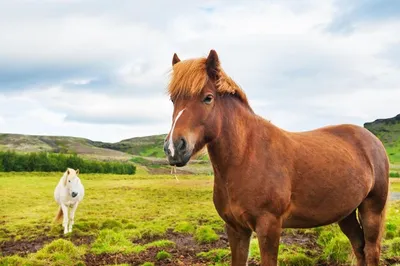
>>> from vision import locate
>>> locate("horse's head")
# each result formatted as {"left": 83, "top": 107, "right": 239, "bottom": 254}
{"left": 164, "top": 50, "right": 251, "bottom": 167}
{"left": 64, "top": 168, "right": 81, "bottom": 198}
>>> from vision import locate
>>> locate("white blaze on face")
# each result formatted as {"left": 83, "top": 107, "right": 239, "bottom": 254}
{"left": 168, "top": 109, "right": 185, "bottom": 157}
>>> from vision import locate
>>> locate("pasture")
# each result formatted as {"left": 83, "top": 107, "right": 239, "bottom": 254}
{"left": 1, "top": 169, "right": 400, "bottom": 266}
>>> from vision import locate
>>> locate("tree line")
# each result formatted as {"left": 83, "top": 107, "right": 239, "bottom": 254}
{"left": 0, "top": 151, "right": 136, "bottom": 174}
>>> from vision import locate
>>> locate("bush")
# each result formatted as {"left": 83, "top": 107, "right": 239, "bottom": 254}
{"left": 0, "top": 151, "right": 135, "bottom": 174}
{"left": 390, "top": 172, "right": 400, "bottom": 177}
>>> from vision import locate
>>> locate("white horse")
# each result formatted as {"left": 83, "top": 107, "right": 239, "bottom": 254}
{"left": 54, "top": 168, "right": 85, "bottom": 234}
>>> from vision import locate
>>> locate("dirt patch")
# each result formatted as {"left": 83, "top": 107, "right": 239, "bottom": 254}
{"left": 83, "top": 230, "right": 321, "bottom": 265}
{"left": 0, "top": 235, "right": 93, "bottom": 257}
{"left": 5, "top": 229, "right": 395, "bottom": 265}
{"left": 0, "top": 236, "right": 56, "bottom": 256}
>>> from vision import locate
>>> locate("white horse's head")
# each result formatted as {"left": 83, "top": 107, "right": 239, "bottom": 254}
{"left": 64, "top": 168, "right": 81, "bottom": 198}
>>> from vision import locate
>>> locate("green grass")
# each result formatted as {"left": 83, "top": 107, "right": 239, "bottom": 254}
{"left": 197, "top": 248, "right": 231, "bottom": 263}
{"left": 1, "top": 171, "right": 400, "bottom": 265}
{"left": 174, "top": 221, "right": 195, "bottom": 234}
{"left": 156, "top": 250, "right": 171, "bottom": 260}
{"left": 364, "top": 114, "right": 400, "bottom": 164}
{"left": 194, "top": 225, "right": 220, "bottom": 244}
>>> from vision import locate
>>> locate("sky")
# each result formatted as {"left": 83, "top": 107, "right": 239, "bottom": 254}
{"left": 0, "top": 0, "right": 399, "bottom": 142}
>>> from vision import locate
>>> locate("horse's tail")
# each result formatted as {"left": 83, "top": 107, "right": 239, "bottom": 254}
{"left": 53, "top": 207, "right": 63, "bottom": 223}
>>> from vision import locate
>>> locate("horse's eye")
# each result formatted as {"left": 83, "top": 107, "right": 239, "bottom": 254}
{"left": 68, "top": 180, "right": 71, "bottom": 183}
{"left": 170, "top": 98, "right": 174, "bottom": 103}
{"left": 203, "top": 95, "right": 213, "bottom": 104}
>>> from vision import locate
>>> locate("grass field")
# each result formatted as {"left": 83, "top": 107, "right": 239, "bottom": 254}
{"left": 1, "top": 170, "right": 400, "bottom": 266}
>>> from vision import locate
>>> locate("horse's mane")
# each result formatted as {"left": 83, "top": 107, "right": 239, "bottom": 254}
{"left": 168, "top": 58, "right": 251, "bottom": 108}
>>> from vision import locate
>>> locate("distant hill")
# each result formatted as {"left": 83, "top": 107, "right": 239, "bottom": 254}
{"left": 0, "top": 133, "right": 169, "bottom": 160}
{"left": 90, "top": 134, "right": 167, "bottom": 158}
{"left": 364, "top": 114, "right": 400, "bottom": 164}
{"left": 0, "top": 134, "right": 131, "bottom": 161}
{"left": 2, "top": 112, "right": 398, "bottom": 167}
{"left": 0, "top": 133, "right": 211, "bottom": 174}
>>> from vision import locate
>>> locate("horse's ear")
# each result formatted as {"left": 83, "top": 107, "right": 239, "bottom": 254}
{"left": 76, "top": 169, "right": 80, "bottom": 175}
{"left": 67, "top": 168, "right": 70, "bottom": 175}
{"left": 206, "top": 49, "right": 219, "bottom": 80}
{"left": 172, "top": 53, "right": 180, "bottom": 66}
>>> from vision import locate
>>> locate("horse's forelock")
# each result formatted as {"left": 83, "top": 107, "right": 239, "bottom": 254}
{"left": 167, "top": 57, "right": 250, "bottom": 108}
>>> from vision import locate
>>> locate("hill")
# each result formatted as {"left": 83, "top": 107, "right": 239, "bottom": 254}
{"left": 90, "top": 134, "right": 167, "bottom": 158}
{"left": 0, "top": 133, "right": 211, "bottom": 174}
{"left": 364, "top": 114, "right": 400, "bottom": 164}
{"left": 0, "top": 133, "right": 169, "bottom": 160}
{"left": 0, "top": 134, "right": 131, "bottom": 161}
{"left": 1, "top": 112, "right": 398, "bottom": 168}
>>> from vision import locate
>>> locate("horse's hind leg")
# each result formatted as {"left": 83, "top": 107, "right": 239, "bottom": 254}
{"left": 358, "top": 196, "right": 387, "bottom": 266}
{"left": 338, "top": 210, "right": 365, "bottom": 266}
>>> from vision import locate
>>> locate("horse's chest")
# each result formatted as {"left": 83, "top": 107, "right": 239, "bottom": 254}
{"left": 213, "top": 187, "right": 255, "bottom": 230}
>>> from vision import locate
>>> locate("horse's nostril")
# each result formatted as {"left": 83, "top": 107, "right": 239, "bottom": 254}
{"left": 71, "top": 192, "right": 78, "bottom": 198}
{"left": 164, "top": 142, "right": 171, "bottom": 155}
{"left": 178, "top": 138, "right": 187, "bottom": 151}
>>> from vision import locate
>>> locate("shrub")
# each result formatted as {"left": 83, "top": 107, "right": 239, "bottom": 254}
{"left": 0, "top": 151, "right": 136, "bottom": 174}
{"left": 390, "top": 172, "right": 400, "bottom": 178}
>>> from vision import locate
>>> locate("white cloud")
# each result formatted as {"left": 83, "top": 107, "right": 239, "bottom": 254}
{"left": 0, "top": 0, "right": 399, "bottom": 141}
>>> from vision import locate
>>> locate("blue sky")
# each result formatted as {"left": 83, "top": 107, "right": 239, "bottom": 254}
{"left": 0, "top": 0, "right": 399, "bottom": 142}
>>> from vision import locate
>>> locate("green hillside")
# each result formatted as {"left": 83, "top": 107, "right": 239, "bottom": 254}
{"left": 1, "top": 112, "right": 398, "bottom": 166}
{"left": 90, "top": 134, "right": 167, "bottom": 158}
{"left": 364, "top": 114, "right": 400, "bottom": 164}
{"left": 0, "top": 133, "right": 169, "bottom": 159}
{"left": 0, "top": 134, "right": 130, "bottom": 161}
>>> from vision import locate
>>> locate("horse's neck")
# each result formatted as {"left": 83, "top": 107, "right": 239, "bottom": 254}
{"left": 207, "top": 99, "right": 276, "bottom": 173}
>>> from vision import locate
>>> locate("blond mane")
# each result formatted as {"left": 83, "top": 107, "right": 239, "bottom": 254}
{"left": 168, "top": 58, "right": 250, "bottom": 107}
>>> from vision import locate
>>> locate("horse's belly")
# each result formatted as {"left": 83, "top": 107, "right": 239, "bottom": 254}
{"left": 282, "top": 181, "right": 370, "bottom": 228}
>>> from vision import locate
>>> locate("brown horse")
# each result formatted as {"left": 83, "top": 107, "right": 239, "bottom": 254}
{"left": 163, "top": 50, "right": 389, "bottom": 266}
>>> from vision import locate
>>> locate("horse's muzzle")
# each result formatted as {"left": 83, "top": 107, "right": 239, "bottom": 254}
{"left": 163, "top": 137, "right": 191, "bottom": 167}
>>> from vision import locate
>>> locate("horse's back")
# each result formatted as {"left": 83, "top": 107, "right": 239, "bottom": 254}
{"left": 282, "top": 123, "right": 389, "bottom": 228}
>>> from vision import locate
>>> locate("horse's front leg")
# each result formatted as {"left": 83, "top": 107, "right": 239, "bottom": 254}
{"left": 226, "top": 224, "right": 252, "bottom": 266}
{"left": 60, "top": 204, "right": 69, "bottom": 234}
{"left": 256, "top": 214, "right": 282, "bottom": 266}
{"left": 68, "top": 202, "right": 79, "bottom": 233}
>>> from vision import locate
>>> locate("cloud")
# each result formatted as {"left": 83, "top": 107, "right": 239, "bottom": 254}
{"left": 0, "top": 0, "right": 399, "bottom": 141}
{"left": 326, "top": 0, "right": 400, "bottom": 34}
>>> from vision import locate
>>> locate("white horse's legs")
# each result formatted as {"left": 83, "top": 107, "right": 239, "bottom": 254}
{"left": 69, "top": 202, "right": 79, "bottom": 233}
{"left": 61, "top": 204, "right": 69, "bottom": 234}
